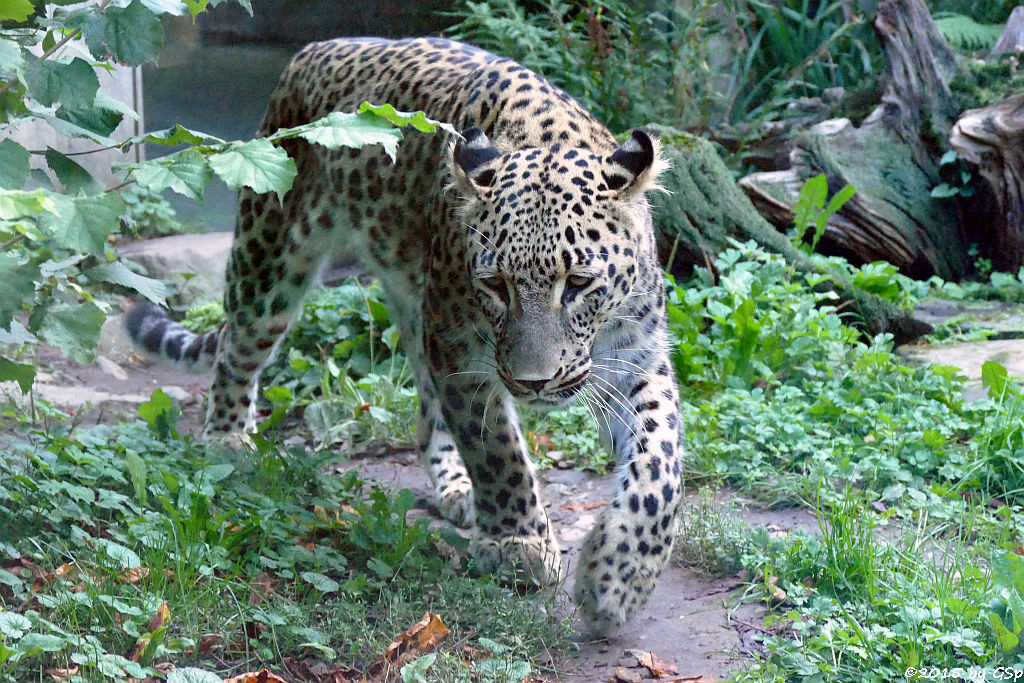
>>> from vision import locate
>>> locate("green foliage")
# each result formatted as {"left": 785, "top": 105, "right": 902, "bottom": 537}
{"left": 522, "top": 403, "right": 608, "bottom": 471}
{"left": 0, "top": 408, "right": 568, "bottom": 679}
{"left": 790, "top": 173, "right": 855, "bottom": 254}
{"left": 933, "top": 12, "right": 1006, "bottom": 51}
{"left": 449, "top": 0, "right": 884, "bottom": 128}
{"left": 926, "top": 0, "right": 1016, "bottom": 25}
{"left": 950, "top": 52, "right": 1024, "bottom": 113}
{"left": 260, "top": 282, "right": 416, "bottom": 450}
{"left": 180, "top": 301, "right": 224, "bottom": 334}
{"left": 0, "top": 1, "right": 454, "bottom": 392}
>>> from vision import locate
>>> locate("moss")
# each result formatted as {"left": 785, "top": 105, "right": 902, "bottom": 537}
{"left": 950, "top": 55, "right": 1024, "bottom": 112}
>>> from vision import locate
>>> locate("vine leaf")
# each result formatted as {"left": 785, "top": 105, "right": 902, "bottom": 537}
{"left": 79, "top": 0, "right": 164, "bottom": 66}
{"left": 130, "top": 149, "right": 213, "bottom": 200}
{"left": 36, "top": 300, "right": 106, "bottom": 364}
{"left": 208, "top": 138, "right": 296, "bottom": 202}
{"left": 0, "top": 140, "right": 30, "bottom": 190}
{"left": 43, "top": 193, "right": 126, "bottom": 253}
{"left": 21, "top": 57, "right": 99, "bottom": 109}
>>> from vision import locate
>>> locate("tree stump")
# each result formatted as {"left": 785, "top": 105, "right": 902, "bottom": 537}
{"left": 992, "top": 6, "right": 1024, "bottom": 56}
{"left": 738, "top": 0, "right": 972, "bottom": 280}
{"left": 950, "top": 94, "right": 1024, "bottom": 270}
{"left": 652, "top": 132, "right": 932, "bottom": 344}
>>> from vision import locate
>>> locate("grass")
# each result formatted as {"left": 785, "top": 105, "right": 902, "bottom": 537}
{"left": 0, "top": 397, "right": 570, "bottom": 682}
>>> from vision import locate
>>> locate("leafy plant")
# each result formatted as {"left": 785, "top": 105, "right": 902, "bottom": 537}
{"left": 933, "top": 12, "right": 1006, "bottom": 51}
{"left": 0, "top": 0, "right": 454, "bottom": 394}
{"left": 931, "top": 150, "right": 975, "bottom": 200}
{"left": 790, "top": 173, "right": 856, "bottom": 254}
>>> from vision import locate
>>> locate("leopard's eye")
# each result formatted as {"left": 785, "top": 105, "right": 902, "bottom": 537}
{"left": 566, "top": 274, "right": 595, "bottom": 290}
{"left": 477, "top": 274, "right": 509, "bottom": 304}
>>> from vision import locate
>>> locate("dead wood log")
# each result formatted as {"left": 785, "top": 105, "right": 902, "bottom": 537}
{"left": 739, "top": 0, "right": 972, "bottom": 280}
{"left": 950, "top": 94, "right": 1024, "bottom": 270}
{"left": 652, "top": 132, "right": 932, "bottom": 344}
{"left": 992, "top": 6, "right": 1024, "bottom": 56}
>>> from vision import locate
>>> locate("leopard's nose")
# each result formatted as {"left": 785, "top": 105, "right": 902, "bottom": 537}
{"left": 517, "top": 378, "right": 552, "bottom": 393}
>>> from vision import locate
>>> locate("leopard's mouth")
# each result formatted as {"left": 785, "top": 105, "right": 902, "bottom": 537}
{"left": 501, "top": 370, "right": 589, "bottom": 406}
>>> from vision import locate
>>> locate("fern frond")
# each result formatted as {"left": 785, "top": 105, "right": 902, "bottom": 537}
{"left": 934, "top": 12, "right": 1005, "bottom": 50}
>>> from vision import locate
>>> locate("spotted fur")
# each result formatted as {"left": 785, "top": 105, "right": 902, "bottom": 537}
{"left": 126, "top": 37, "right": 683, "bottom": 635}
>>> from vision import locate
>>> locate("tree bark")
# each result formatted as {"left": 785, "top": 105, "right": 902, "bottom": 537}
{"left": 738, "top": 0, "right": 972, "bottom": 280}
{"left": 950, "top": 94, "right": 1024, "bottom": 271}
{"left": 652, "top": 131, "right": 933, "bottom": 344}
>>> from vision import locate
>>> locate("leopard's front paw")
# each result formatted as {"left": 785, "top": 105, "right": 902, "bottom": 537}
{"left": 202, "top": 430, "right": 256, "bottom": 451}
{"left": 436, "top": 481, "right": 475, "bottom": 528}
{"left": 471, "top": 527, "right": 563, "bottom": 587}
{"left": 572, "top": 514, "right": 673, "bottom": 637}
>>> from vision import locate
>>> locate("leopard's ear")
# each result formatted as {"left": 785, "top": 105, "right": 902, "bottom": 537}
{"left": 602, "top": 130, "right": 668, "bottom": 198}
{"left": 451, "top": 127, "right": 502, "bottom": 196}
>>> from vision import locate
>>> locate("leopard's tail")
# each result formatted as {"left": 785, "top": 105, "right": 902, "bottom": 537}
{"left": 124, "top": 301, "right": 220, "bottom": 371}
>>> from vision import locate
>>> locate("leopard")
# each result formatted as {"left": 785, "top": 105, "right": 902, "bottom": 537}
{"left": 126, "top": 36, "right": 683, "bottom": 636}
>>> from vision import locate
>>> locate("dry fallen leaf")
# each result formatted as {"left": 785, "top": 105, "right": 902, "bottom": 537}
{"left": 614, "top": 665, "right": 644, "bottom": 682}
{"left": 222, "top": 669, "right": 289, "bottom": 683}
{"left": 248, "top": 571, "right": 278, "bottom": 606}
{"left": 44, "top": 666, "right": 79, "bottom": 682}
{"left": 562, "top": 501, "right": 608, "bottom": 512}
{"left": 368, "top": 611, "right": 449, "bottom": 677}
{"left": 130, "top": 600, "right": 170, "bottom": 662}
{"left": 637, "top": 651, "right": 679, "bottom": 678}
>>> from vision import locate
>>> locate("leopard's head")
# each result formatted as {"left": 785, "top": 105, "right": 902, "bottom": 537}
{"left": 450, "top": 127, "right": 666, "bottom": 407}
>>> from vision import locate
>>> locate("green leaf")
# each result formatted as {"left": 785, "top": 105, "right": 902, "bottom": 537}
{"left": 0, "top": 188, "right": 53, "bottom": 219}
{"left": 136, "top": 0, "right": 187, "bottom": 15}
{"left": 45, "top": 149, "right": 100, "bottom": 194}
{"left": 87, "top": 260, "right": 167, "bottom": 304}
{"left": 130, "top": 149, "right": 213, "bottom": 200}
{"left": 301, "top": 571, "right": 340, "bottom": 593}
{"left": 208, "top": 138, "right": 296, "bottom": 202}
{"left": 182, "top": 0, "right": 208, "bottom": 19}
{"left": 138, "top": 388, "right": 179, "bottom": 438}
{"left": 43, "top": 192, "right": 125, "bottom": 253}
{"left": 277, "top": 111, "right": 403, "bottom": 161}
{"left": 21, "top": 57, "right": 99, "bottom": 109}
{"left": 142, "top": 124, "right": 221, "bottom": 146}
{"left": 198, "top": 463, "right": 234, "bottom": 484}
{"left": 0, "top": 355, "right": 34, "bottom": 392}
{"left": 37, "top": 301, "right": 105, "bottom": 363}
{"left": 990, "top": 612, "right": 1020, "bottom": 653}
{"left": 982, "top": 360, "right": 1009, "bottom": 400}
{"left": 0, "top": 255, "right": 37, "bottom": 329}
{"left": 166, "top": 669, "right": 223, "bottom": 683}
{"left": 930, "top": 183, "right": 960, "bottom": 199}
{"left": 0, "top": 38, "right": 24, "bottom": 72}
{"left": 401, "top": 653, "right": 437, "bottom": 683}
{"left": 358, "top": 102, "right": 456, "bottom": 134}
{"left": 80, "top": 0, "right": 164, "bottom": 66}
{"left": 124, "top": 449, "right": 148, "bottom": 504}
{"left": 366, "top": 557, "right": 393, "bottom": 578}
{"left": 17, "top": 632, "right": 65, "bottom": 653}
{"left": 824, "top": 183, "right": 855, "bottom": 217}
{"left": 0, "top": 611, "right": 32, "bottom": 639}
{"left": 0, "top": 0, "right": 33, "bottom": 22}
{"left": 55, "top": 103, "right": 124, "bottom": 138}
{"left": 97, "top": 539, "right": 141, "bottom": 569}
{"left": 0, "top": 139, "right": 29, "bottom": 190}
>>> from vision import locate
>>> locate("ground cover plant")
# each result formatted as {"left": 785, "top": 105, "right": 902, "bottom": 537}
{"left": 666, "top": 240, "right": 1024, "bottom": 679}
{"left": 0, "top": 396, "right": 570, "bottom": 681}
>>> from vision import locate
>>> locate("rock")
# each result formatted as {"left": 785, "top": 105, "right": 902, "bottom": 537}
{"left": 161, "top": 386, "right": 195, "bottom": 405}
{"left": 118, "top": 232, "right": 233, "bottom": 308}
{"left": 613, "top": 666, "right": 643, "bottom": 683}
{"left": 93, "top": 354, "right": 128, "bottom": 381}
